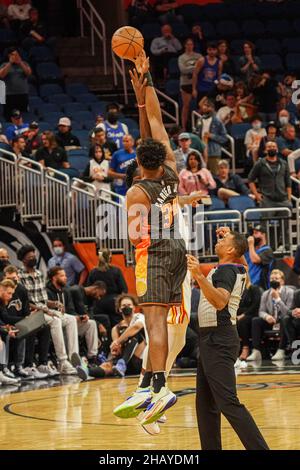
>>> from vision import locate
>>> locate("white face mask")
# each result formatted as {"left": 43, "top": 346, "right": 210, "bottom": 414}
{"left": 279, "top": 116, "right": 289, "bottom": 126}
{"left": 252, "top": 122, "right": 262, "bottom": 131}
{"left": 53, "top": 247, "right": 64, "bottom": 256}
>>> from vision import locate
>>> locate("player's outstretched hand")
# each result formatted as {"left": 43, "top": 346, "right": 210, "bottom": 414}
{"left": 133, "top": 49, "right": 149, "bottom": 75}
{"left": 129, "top": 67, "right": 148, "bottom": 105}
{"left": 186, "top": 254, "right": 201, "bottom": 277}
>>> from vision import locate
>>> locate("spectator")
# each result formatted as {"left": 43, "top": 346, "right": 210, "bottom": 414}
{"left": 47, "top": 267, "right": 99, "bottom": 364}
{"left": 0, "top": 279, "right": 21, "bottom": 386}
{"left": 5, "top": 109, "right": 29, "bottom": 143}
{"left": 247, "top": 269, "right": 293, "bottom": 362}
{"left": 257, "top": 122, "right": 279, "bottom": 160}
{"left": 154, "top": 0, "right": 183, "bottom": 24}
{"left": 48, "top": 237, "right": 87, "bottom": 287}
{"left": 20, "top": 7, "right": 54, "bottom": 50}
{"left": 18, "top": 244, "right": 78, "bottom": 375}
{"left": 150, "top": 23, "right": 182, "bottom": 80}
{"left": 213, "top": 159, "right": 251, "bottom": 202}
{"left": 252, "top": 71, "right": 278, "bottom": 122}
{"left": 217, "top": 93, "right": 243, "bottom": 126}
{"left": 0, "top": 48, "right": 31, "bottom": 121}
{"left": 108, "top": 134, "right": 136, "bottom": 196}
{"left": 277, "top": 109, "right": 293, "bottom": 131}
{"left": 248, "top": 140, "right": 292, "bottom": 209}
{"left": 244, "top": 115, "right": 266, "bottom": 163}
{"left": 277, "top": 124, "right": 300, "bottom": 160}
{"left": 0, "top": 248, "right": 10, "bottom": 279}
{"left": 82, "top": 144, "right": 112, "bottom": 199}
{"left": 178, "top": 151, "right": 216, "bottom": 196}
{"left": 195, "top": 98, "right": 227, "bottom": 175}
{"left": 25, "top": 121, "right": 41, "bottom": 156}
{"left": 0, "top": 3, "right": 10, "bottom": 29}
{"left": 245, "top": 224, "right": 274, "bottom": 290}
{"left": 281, "top": 289, "right": 300, "bottom": 352}
{"left": 234, "top": 80, "right": 254, "bottom": 122}
{"left": 8, "top": 0, "right": 31, "bottom": 29}
{"left": 239, "top": 41, "right": 261, "bottom": 82}
{"left": 36, "top": 131, "right": 70, "bottom": 170}
{"left": 207, "top": 73, "right": 234, "bottom": 111}
{"left": 4, "top": 265, "right": 50, "bottom": 379}
{"left": 191, "top": 24, "right": 205, "bottom": 55}
{"left": 278, "top": 72, "right": 297, "bottom": 100}
{"left": 217, "top": 40, "right": 235, "bottom": 77}
{"left": 192, "top": 42, "right": 222, "bottom": 102}
{"left": 55, "top": 117, "right": 81, "bottom": 150}
{"left": 87, "top": 249, "right": 128, "bottom": 328}
{"left": 128, "top": 0, "right": 155, "bottom": 26}
{"left": 90, "top": 128, "right": 117, "bottom": 160}
{"left": 178, "top": 38, "right": 202, "bottom": 130}
{"left": 99, "top": 103, "right": 129, "bottom": 149}
{"left": 174, "top": 132, "right": 206, "bottom": 172}
{"left": 110, "top": 294, "right": 146, "bottom": 377}
{"left": 237, "top": 284, "right": 263, "bottom": 361}
{"left": 11, "top": 135, "right": 30, "bottom": 160}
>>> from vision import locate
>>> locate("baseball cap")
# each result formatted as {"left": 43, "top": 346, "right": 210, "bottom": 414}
{"left": 178, "top": 132, "right": 190, "bottom": 140}
{"left": 11, "top": 109, "right": 21, "bottom": 118}
{"left": 253, "top": 224, "right": 267, "bottom": 234}
{"left": 29, "top": 121, "right": 39, "bottom": 130}
{"left": 58, "top": 117, "right": 71, "bottom": 127}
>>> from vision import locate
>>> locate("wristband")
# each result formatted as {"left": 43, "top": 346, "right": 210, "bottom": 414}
{"left": 144, "top": 71, "right": 153, "bottom": 87}
{"left": 138, "top": 103, "right": 145, "bottom": 108}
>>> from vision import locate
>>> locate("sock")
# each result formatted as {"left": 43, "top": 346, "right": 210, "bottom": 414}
{"left": 153, "top": 371, "right": 166, "bottom": 394}
{"left": 0, "top": 364, "right": 3, "bottom": 372}
{"left": 140, "top": 371, "right": 153, "bottom": 388}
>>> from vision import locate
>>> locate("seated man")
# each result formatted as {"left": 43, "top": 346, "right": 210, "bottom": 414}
{"left": 212, "top": 159, "right": 251, "bottom": 203}
{"left": 247, "top": 269, "right": 294, "bottom": 362}
{"left": 47, "top": 267, "right": 99, "bottom": 364}
{"left": 281, "top": 289, "right": 300, "bottom": 351}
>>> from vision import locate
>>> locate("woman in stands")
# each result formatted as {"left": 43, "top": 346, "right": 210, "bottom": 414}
{"left": 217, "top": 40, "right": 235, "bottom": 77}
{"left": 239, "top": 41, "right": 261, "bottom": 83}
{"left": 178, "top": 38, "right": 202, "bottom": 131}
{"left": 178, "top": 150, "right": 216, "bottom": 197}
{"left": 82, "top": 144, "right": 112, "bottom": 200}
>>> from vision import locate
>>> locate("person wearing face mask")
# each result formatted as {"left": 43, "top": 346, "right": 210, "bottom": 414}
{"left": 257, "top": 122, "right": 279, "bottom": 160}
{"left": 48, "top": 237, "right": 87, "bottom": 287}
{"left": 110, "top": 294, "right": 146, "bottom": 378}
{"left": 0, "top": 248, "right": 10, "bottom": 281}
{"left": 277, "top": 109, "right": 293, "bottom": 131}
{"left": 82, "top": 144, "right": 112, "bottom": 199}
{"left": 245, "top": 225, "right": 274, "bottom": 291}
{"left": 277, "top": 124, "right": 300, "bottom": 161}
{"left": 99, "top": 103, "right": 129, "bottom": 149}
{"left": 244, "top": 115, "right": 266, "bottom": 163}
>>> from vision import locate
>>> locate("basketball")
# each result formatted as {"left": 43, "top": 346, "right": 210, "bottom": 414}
{"left": 111, "top": 26, "right": 144, "bottom": 60}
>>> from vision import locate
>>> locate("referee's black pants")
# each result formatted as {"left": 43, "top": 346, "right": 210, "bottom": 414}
{"left": 196, "top": 326, "right": 269, "bottom": 450}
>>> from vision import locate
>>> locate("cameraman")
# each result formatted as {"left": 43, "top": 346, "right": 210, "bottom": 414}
{"left": 245, "top": 225, "right": 274, "bottom": 290}
{"left": 247, "top": 269, "right": 294, "bottom": 361}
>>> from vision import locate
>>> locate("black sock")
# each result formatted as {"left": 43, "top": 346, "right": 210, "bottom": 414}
{"left": 153, "top": 371, "right": 166, "bottom": 394}
{"left": 0, "top": 364, "right": 3, "bottom": 372}
{"left": 140, "top": 371, "right": 153, "bottom": 388}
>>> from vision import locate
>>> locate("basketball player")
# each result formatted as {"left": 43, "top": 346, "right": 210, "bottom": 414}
{"left": 114, "top": 55, "right": 188, "bottom": 426}
{"left": 187, "top": 227, "right": 269, "bottom": 450}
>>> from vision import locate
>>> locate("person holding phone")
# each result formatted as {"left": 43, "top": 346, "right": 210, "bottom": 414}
{"left": 247, "top": 269, "right": 294, "bottom": 362}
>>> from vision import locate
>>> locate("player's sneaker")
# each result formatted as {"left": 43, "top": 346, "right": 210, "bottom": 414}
{"left": 136, "top": 412, "right": 161, "bottom": 435}
{"left": 113, "top": 387, "right": 152, "bottom": 419}
{"left": 140, "top": 386, "right": 177, "bottom": 426}
{"left": 157, "top": 414, "right": 167, "bottom": 424}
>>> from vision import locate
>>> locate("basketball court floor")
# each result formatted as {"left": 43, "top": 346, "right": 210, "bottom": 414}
{"left": 1, "top": 361, "right": 300, "bottom": 450}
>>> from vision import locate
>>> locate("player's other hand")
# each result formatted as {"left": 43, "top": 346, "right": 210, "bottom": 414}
{"left": 129, "top": 67, "right": 147, "bottom": 105}
{"left": 186, "top": 254, "right": 201, "bottom": 277}
{"left": 216, "top": 226, "right": 231, "bottom": 240}
{"left": 187, "top": 191, "right": 203, "bottom": 207}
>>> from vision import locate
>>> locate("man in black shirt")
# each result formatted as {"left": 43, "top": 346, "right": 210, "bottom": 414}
{"left": 56, "top": 117, "right": 81, "bottom": 150}
{"left": 36, "top": 131, "right": 70, "bottom": 170}
{"left": 21, "top": 7, "right": 53, "bottom": 50}
{"left": 187, "top": 226, "right": 269, "bottom": 450}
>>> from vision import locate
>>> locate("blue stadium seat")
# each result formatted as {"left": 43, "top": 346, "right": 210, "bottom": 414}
{"left": 286, "top": 53, "right": 300, "bottom": 72}
{"left": 71, "top": 121, "right": 85, "bottom": 131}
{"left": 39, "top": 83, "right": 63, "bottom": 98}
{"left": 68, "top": 150, "right": 89, "bottom": 173}
{"left": 29, "top": 46, "right": 55, "bottom": 64}
{"left": 171, "top": 22, "right": 190, "bottom": 39}
{"left": 260, "top": 54, "right": 284, "bottom": 72}
{"left": 282, "top": 38, "right": 300, "bottom": 53}
{"left": 168, "top": 57, "right": 180, "bottom": 78}
{"left": 74, "top": 130, "right": 90, "bottom": 147}
{"left": 199, "top": 21, "right": 216, "bottom": 40}
{"left": 38, "top": 122, "right": 52, "bottom": 132}
{"left": 29, "top": 84, "right": 38, "bottom": 96}
{"left": 216, "top": 20, "right": 241, "bottom": 39}
{"left": 0, "top": 29, "right": 17, "bottom": 45}
{"left": 131, "top": 128, "right": 140, "bottom": 141}
{"left": 165, "top": 79, "right": 180, "bottom": 98}
{"left": 230, "top": 123, "right": 251, "bottom": 140}
{"left": 255, "top": 2, "right": 285, "bottom": 19}
{"left": 36, "top": 62, "right": 63, "bottom": 82}
{"left": 44, "top": 112, "right": 64, "bottom": 125}
{"left": 63, "top": 102, "right": 89, "bottom": 117}
{"left": 74, "top": 93, "right": 99, "bottom": 104}
{"left": 60, "top": 167, "right": 80, "bottom": 179}
{"left": 177, "top": 4, "right": 202, "bottom": 25}
{"left": 242, "top": 20, "right": 265, "bottom": 38}
{"left": 230, "top": 39, "right": 245, "bottom": 55}
{"left": 65, "top": 82, "right": 90, "bottom": 97}
{"left": 22, "top": 112, "right": 36, "bottom": 122}
{"left": 255, "top": 38, "right": 282, "bottom": 55}
{"left": 37, "top": 103, "right": 61, "bottom": 118}
{"left": 121, "top": 117, "right": 139, "bottom": 132}
{"left": 229, "top": 2, "right": 255, "bottom": 20}
{"left": 141, "top": 23, "right": 161, "bottom": 40}
{"left": 68, "top": 148, "right": 89, "bottom": 158}
{"left": 48, "top": 94, "right": 71, "bottom": 107}
{"left": 202, "top": 4, "right": 230, "bottom": 21}
{"left": 83, "top": 120, "right": 96, "bottom": 131}
{"left": 266, "top": 19, "right": 291, "bottom": 37}
{"left": 89, "top": 101, "right": 109, "bottom": 116}
{"left": 28, "top": 96, "right": 44, "bottom": 113}
{"left": 293, "top": 18, "right": 300, "bottom": 34}
{"left": 227, "top": 196, "right": 256, "bottom": 213}
{"left": 72, "top": 111, "right": 94, "bottom": 123}
{"left": 205, "top": 197, "right": 226, "bottom": 220}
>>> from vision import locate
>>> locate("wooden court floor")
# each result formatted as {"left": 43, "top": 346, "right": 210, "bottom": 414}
{"left": 0, "top": 373, "right": 300, "bottom": 450}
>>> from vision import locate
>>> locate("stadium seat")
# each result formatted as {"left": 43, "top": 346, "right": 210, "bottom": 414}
{"left": 60, "top": 167, "right": 80, "bottom": 179}
{"left": 44, "top": 112, "right": 64, "bottom": 125}
{"left": 230, "top": 123, "right": 252, "bottom": 140}
{"left": 285, "top": 0, "right": 300, "bottom": 18}
{"left": 202, "top": 4, "right": 230, "bottom": 21}
{"left": 63, "top": 102, "right": 89, "bottom": 117}
{"left": 39, "top": 83, "right": 63, "bottom": 98}
{"left": 121, "top": 117, "right": 139, "bottom": 133}
{"left": 255, "top": 2, "right": 285, "bottom": 19}
{"left": 230, "top": 39, "right": 246, "bottom": 55}
{"left": 293, "top": 18, "right": 300, "bottom": 34}
{"left": 168, "top": 57, "right": 180, "bottom": 79}
{"left": 29, "top": 46, "right": 55, "bottom": 64}
{"left": 65, "top": 83, "right": 90, "bottom": 97}
{"left": 177, "top": 4, "right": 202, "bottom": 25}
{"left": 82, "top": 120, "right": 96, "bottom": 131}
{"left": 28, "top": 96, "right": 44, "bottom": 113}
{"left": 38, "top": 122, "right": 52, "bottom": 132}
{"left": 282, "top": 38, "right": 300, "bottom": 53}
{"left": 216, "top": 20, "right": 241, "bottom": 39}
{"left": 131, "top": 128, "right": 140, "bottom": 141}
{"left": 29, "top": 84, "right": 38, "bottom": 96}
{"left": 164, "top": 79, "right": 180, "bottom": 98}
{"left": 89, "top": 101, "right": 109, "bottom": 117}
{"left": 205, "top": 197, "right": 226, "bottom": 221}
{"left": 260, "top": 54, "right": 284, "bottom": 72}
{"left": 141, "top": 23, "right": 161, "bottom": 40}
{"left": 48, "top": 94, "right": 72, "bottom": 107}
{"left": 68, "top": 149, "right": 89, "bottom": 172}
{"left": 242, "top": 20, "right": 265, "bottom": 38}
{"left": 227, "top": 196, "right": 256, "bottom": 213}
{"left": 72, "top": 111, "right": 94, "bottom": 123}
{"left": 74, "top": 93, "right": 99, "bottom": 104}
{"left": 256, "top": 38, "right": 282, "bottom": 55}
{"left": 229, "top": 2, "right": 255, "bottom": 20}
{"left": 0, "top": 29, "right": 17, "bottom": 46}
{"left": 36, "top": 62, "right": 63, "bottom": 82}
{"left": 71, "top": 121, "right": 85, "bottom": 131}
{"left": 171, "top": 23, "right": 190, "bottom": 39}
{"left": 75, "top": 130, "right": 90, "bottom": 147}
{"left": 22, "top": 112, "right": 36, "bottom": 122}
{"left": 199, "top": 21, "right": 216, "bottom": 40}
{"left": 266, "top": 20, "right": 291, "bottom": 38}
{"left": 286, "top": 53, "right": 300, "bottom": 72}
{"left": 37, "top": 103, "right": 61, "bottom": 118}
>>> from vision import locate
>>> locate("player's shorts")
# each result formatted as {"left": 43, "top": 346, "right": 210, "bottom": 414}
{"left": 135, "top": 237, "right": 187, "bottom": 307}
{"left": 167, "top": 271, "right": 191, "bottom": 325}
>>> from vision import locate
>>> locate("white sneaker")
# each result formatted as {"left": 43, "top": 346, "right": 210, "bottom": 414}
{"left": 58, "top": 360, "right": 77, "bottom": 375}
{"left": 157, "top": 414, "right": 167, "bottom": 424}
{"left": 3, "top": 367, "right": 17, "bottom": 379}
{"left": 272, "top": 349, "right": 285, "bottom": 361}
{"left": 136, "top": 412, "right": 161, "bottom": 435}
{"left": 0, "top": 371, "right": 20, "bottom": 386}
{"left": 37, "top": 364, "right": 57, "bottom": 377}
{"left": 24, "top": 366, "right": 48, "bottom": 380}
{"left": 247, "top": 349, "right": 262, "bottom": 361}
{"left": 140, "top": 386, "right": 177, "bottom": 426}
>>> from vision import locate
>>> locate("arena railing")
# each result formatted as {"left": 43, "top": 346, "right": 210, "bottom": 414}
{"left": 45, "top": 168, "right": 71, "bottom": 232}
{"left": 243, "top": 207, "right": 293, "bottom": 256}
{"left": 17, "top": 157, "right": 45, "bottom": 224}
{"left": 192, "top": 110, "right": 236, "bottom": 174}
{"left": 0, "top": 149, "right": 17, "bottom": 209}
{"left": 76, "top": 0, "right": 107, "bottom": 75}
{"left": 156, "top": 88, "right": 179, "bottom": 127}
{"left": 291, "top": 176, "right": 300, "bottom": 247}
{"left": 112, "top": 54, "right": 128, "bottom": 105}
{"left": 71, "top": 178, "right": 98, "bottom": 242}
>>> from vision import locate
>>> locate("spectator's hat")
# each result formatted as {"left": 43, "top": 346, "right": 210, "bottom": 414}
{"left": 215, "top": 73, "right": 234, "bottom": 88}
{"left": 11, "top": 109, "right": 21, "bottom": 119}
{"left": 29, "top": 121, "right": 39, "bottom": 130}
{"left": 178, "top": 132, "right": 190, "bottom": 141}
{"left": 58, "top": 117, "right": 71, "bottom": 127}
{"left": 253, "top": 224, "right": 267, "bottom": 234}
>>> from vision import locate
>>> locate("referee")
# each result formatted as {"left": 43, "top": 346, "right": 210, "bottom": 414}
{"left": 187, "top": 227, "right": 269, "bottom": 450}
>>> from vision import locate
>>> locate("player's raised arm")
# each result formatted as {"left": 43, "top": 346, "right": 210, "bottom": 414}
{"left": 129, "top": 67, "right": 151, "bottom": 139}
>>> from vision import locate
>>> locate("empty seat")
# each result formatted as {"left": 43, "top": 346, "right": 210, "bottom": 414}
{"left": 177, "top": 4, "right": 202, "bottom": 25}
{"left": 282, "top": 37, "right": 300, "bottom": 53}
{"left": 121, "top": 117, "right": 139, "bottom": 132}
{"left": 37, "top": 103, "right": 61, "bottom": 118}
{"left": 230, "top": 39, "right": 246, "bottom": 55}
{"left": 171, "top": 22, "right": 190, "bottom": 39}
{"left": 229, "top": 2, "right": 255, "bottom": 20}
{"left": 29, "top": 84, "right": 38, "bottom": 96}
{"left": 63, "top": 102, "right": 89, "bottom": 117}
{"left": 202, "top": 4, "right": 230, "bottom": 21}
{"left": 0, "top": 29, "right": 17, "bottom": 45}
{"left": 168, "top": 57, "right": 180, "bottom": 78}
{"left": 255, "top": 2, "right": 285, "bottom": 19}
{"left": 141, "top": 23, "right": 161, "bottom": 40}
{"left": 266, "top": 19, "right": 291, "bottom": 37}
{"left": 39, "top": 83, "right": 63, "bottom": 98}
{"left": 293, "top": 18, "right": 300, "bottom": 34}
{"left": 68, "top": 155, "right": 89, "bottom": 173}
{"left": 260, "top": 54, "right": 283, "bottom": 72}
{"left": 74, "top": 93, "right": 99, "bottom": 104}
{"left": 256, "top": 38, "right": 282, "bottom": 55}
{"left": 38, "top": 122, "right": 52, "bottom": 132}
{"left": 89, "top": 101, "right": 110, "bottom": 116}
{"left": 29, "top": 46, "right": 55, "bottom": 64}
{"left": 28, "top": 96, "right": 44, "bottom": 113}
{"left": 216, "top": 20, "right": 241, "bottom": 39}
{"left": 75, "top": 130, "right": 90, "bottom": 147}
{"left": 72, "top": 111, "right": 94, "bottom": 123}
{"left": 44, "top": 112, "right": 64, "bottom": 125}
{"left": 65, "top": 82, "right": 90, "bottom": 97}
{"left": 242, "top": 20, "right": 265, "bottom": 38}
{"left": 48, "top": 94, "right": 71, "bottom": 107}
{"left": 82, "top": 120, "right": 95, "bottom": 131}
{"left": 36, "top": 62, "right": 62, "bottom": 82}
{"left": 165, "top": 79, "right": 180, "bottom": 98}
{"left": 227, "top": 196, "right": 256, "bottom": 213}
{"left": 286, "top": 53, "right": 300, "bottom": 72}
{"left": 71, "top": 121, "right": 85, "bottom": 131}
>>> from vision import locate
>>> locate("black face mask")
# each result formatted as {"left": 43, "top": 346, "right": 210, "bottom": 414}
{"left": 27, "top": 258, "right": 37, "bottom": 268}
{"left": 121, "top": 306, "right": 133, "bottom": 316}
{"left": 107, "top": 112, "right": 118, "bottom": 124}
{"left": 0, "top": 259, "right": 9, "bottom": 271}
{"left": 267, "top": 150, "right": 277, "bottom": 157}
{"left": 270, "top": 280, "right": 280, "bottom": 290}
{"left": 254, "top": 237, "right": 262, "bottom": 247}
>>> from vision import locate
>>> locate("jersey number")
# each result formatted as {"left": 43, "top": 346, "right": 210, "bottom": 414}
{"left": 161, "top": 199, "right": 178, "bottom": 229}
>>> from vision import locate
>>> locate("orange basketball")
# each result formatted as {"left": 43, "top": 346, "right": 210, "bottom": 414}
{"left": 111, "top": 26, "right": 144, "bottom": 60}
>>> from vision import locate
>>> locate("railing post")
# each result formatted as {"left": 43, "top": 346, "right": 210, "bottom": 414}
{"left": 91, "top": 8, "right": 95, "bottom": 56}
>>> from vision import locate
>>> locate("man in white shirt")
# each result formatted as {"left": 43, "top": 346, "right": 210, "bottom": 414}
{"left": 150, "top": 23, "right": 182, "bottom": 79}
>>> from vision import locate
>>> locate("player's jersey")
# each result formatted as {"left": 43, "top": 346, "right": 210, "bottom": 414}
{"left": 134, "top": 164, "right": 180, "bottom": 240}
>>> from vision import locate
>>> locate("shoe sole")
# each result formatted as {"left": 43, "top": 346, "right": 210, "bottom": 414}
{"left": 112, "top": 366, "right": 125, "bottom": 378}
{"left": 114, "top": 397, "right": 152, "bottom": 419}
{"left": 141, "top": 423, "right": 161, "bottom": 436}
{"left": 71, "top": 353, "right": 82, "bottom": 368}
{"left": 141, "top": 395, "right": 177, "bottom": 425}
{"left": 76, "top": 366, "right": 89, "bottom": 381}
